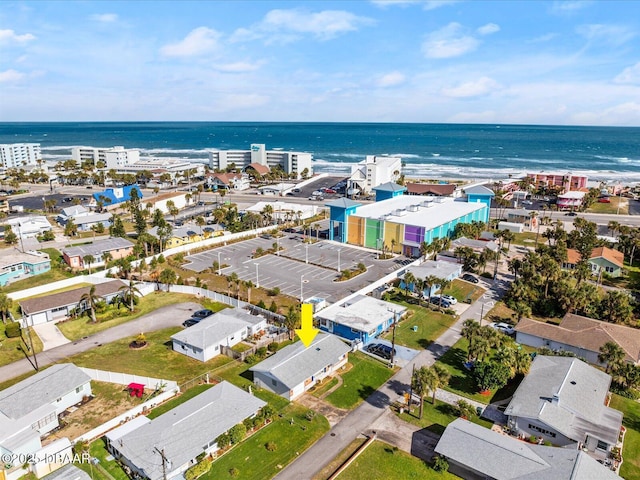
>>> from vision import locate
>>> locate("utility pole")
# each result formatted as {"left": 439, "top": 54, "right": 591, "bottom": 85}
{"left": 390, "top": 311, "right": 398, "bottom": 366}
{"left": 154, "top": 447, "right": 169, "bottom": 480}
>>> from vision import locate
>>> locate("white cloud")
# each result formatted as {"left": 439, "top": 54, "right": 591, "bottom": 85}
{"left": 530, "top": 33, "right": 558, "bottom": 43}
{"left": 441, "top": 76, "right": 500, "bottom": 98}
{"left": 0, "top": 69, "right": 25, "bottom": 83}
{"left": 0, "top": 29, "right": 36, "bottom": 44}
{"left": 576, "top": 24, "right": 637, "bottom": 46}
{"left": 614, "top": 62, "right": 640, "bottom": 84}
{"left": 477, "top": 23, "right": 500, "bottom": 36}
{"left": 160, "top": 27, "right": 222, "bottom": 57}
{"left": 219, "top": 93, "right": 269, "bottom": 109}
{"left": 371, "top": 0, "right": 460, "bottom": 10}
{"left": 250, "top": 8, "right": 376, "bottom": 41}
{"left": 422, "top": 23, "right": 479, "bottom": 59}
{"left": 90, "top": 13, "right": 118, "bottom": 22}
{"left": 551, "top": 1, "right": 593, "bottom": 14}
{"left": 376, "top": 71, "right": 406, "bottom": 87}
{"left": 217, "top": 61, "right": 264, "bottom": 73}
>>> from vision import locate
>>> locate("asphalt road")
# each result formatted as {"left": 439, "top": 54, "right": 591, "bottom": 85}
{"left": 0, "top": 301, "right": 202, "bottom": 383}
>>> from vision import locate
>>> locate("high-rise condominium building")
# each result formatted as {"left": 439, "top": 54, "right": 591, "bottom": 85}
{"left": 0, "top": 143, "right": 41, "bottom": 168}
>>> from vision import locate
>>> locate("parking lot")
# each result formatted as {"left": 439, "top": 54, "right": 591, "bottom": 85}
{"left": 183, "top": 234, "right": 413, "bottom": 303}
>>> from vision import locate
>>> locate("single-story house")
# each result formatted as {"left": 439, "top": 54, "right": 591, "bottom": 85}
{"left": 110, "top": 381, "right": 266, "bottom": 480}
{"left": 92, "top": 184, "right": 143, "bottom": 207}
{"left": 0, "top": 364, "right": 92, "bottom": 460}
{"left": 316, "top": 295, "right": 407, "bottom": 344}
{"left": 562, "top": 246, "right": 624, "bottom": 278}
{"left": 498, "top": 221, "right": 525, "bottom": 233}
{"left": 0, "top": 250, "right": 51, "bottom": 286}
{"left": 435, "top": 418, "right": 622, "bottom": 480}
{"left": 405, "top": 183, "right": 456, "bottom": 197}
{"left": 245, "top": 201, "right": 318, "bottom": 223}
{"left": 400, "top": 261, "right": 462, "bottom": 296}
{"left": 3, "top": 216, "right": 52, "bottom": 239}
{"left": 205, "top": 172, "right": 250, "bottom": 191}
{"left": 72, "top": 213, "right": 112, "bottom": 232}
{"left": 18, "top": 279, "right": 126, "bottom": 326}
{"left": 243, "top": 162, "right": 271, "bottom": 178}
{"left": 506, "top": 209, "right": 535, "bottom": 228}
{"left": 148, "top": 222, "right": 222, "bottom": 250}
{"left": 40, "top": 463, "right": 91, "bottom": 480}
{"left": 61, "top": 237, "right": 134, "bottom": 270}
{"left": 56, "top": 205, "right": 89, "bottom": 224}
{"left": 30, "top": 437, "right": 74, "bottom": 479}
{"left": 439, "top": 236, "right": 499, "bottom": 263}
{"left": 146, "top": 191, "right": 187, "bottom": 214}
{"left": 504, "top": 355, "right": 623, "bottom": 455}
{"left": 104, "top": 416, "right": 151, "bottom": 457}
{"left": 515, "top": 313, "right": 640, "bottom": 366}
{"left": 250, "top": 333, "right": 350, "bottom": 400}
{"left": 257, "top": 183, "right": 295, "bottom": 196}
{"left": 171, "top": 308, "right": 267, "bottom": 362}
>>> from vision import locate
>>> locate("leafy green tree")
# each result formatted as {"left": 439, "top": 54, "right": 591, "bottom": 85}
{"left": 0, "top": 292, "right": 13, "bottom": 324}
{"left": 3, "top": 226, "right": 17, "bottom": 245}
{"left": 599, "top": 291, "right": 633, "bottom": 325}
{"left": 403, "top": 272, "right": 415, "bottom": 299}
{"left": 284, "top": 305, "right": 299, "bottom": 340}
{"left": 473, "top": 361, "right": 511, "bottom": 392}
{"left": 109, "top": 216, "right": 126, "bottom": 238}
{"left": 229, "top": 423, "right": 246, "bottom": 444}
{"left": 64, "top": 218, "right": 78, "bottom": 237}
{"left": 461, "top": 319, "right": 481, "bottom": 362}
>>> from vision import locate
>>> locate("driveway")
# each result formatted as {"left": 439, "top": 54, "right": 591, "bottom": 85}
{"left": 32, "top": 322, "right": 70, "bottom": 350}
{"left": 0, "top": 302, "right": 202, "bottom": 383}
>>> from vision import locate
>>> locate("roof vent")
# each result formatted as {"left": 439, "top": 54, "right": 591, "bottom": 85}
{"left": 570, "top": 381, "right": 576, "bottom": 385}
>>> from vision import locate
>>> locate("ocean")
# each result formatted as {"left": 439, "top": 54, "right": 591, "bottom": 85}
{"left": 1, "top": 122, "right": 639, "bottom": 183}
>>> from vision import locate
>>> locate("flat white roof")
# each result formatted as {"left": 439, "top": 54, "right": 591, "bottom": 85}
{"left": 318, "top": 295, "right": 407, "bottom": 332}
{"left": 558, "top": 191, "right": 586, "bottom": 199}
{"left": 352, "top": 196, "right": 486, "bottom": 231}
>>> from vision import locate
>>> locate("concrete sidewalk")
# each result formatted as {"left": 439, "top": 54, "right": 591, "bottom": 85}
{"left": 0, "top": 302, "right": 202, "bottom": 383}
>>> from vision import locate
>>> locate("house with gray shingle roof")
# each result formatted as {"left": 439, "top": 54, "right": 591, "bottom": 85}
{"left": 504, "top": 356, "right": 623, "bottom": 456}
{"left": 250, "top": 333, "right": 350, "bottom": 400}
{"left": 435, "top": 418, "right": 622, "bottom": 480}
{"left": 62, "top": 237, "right": 134, "bottom": 270}
{"left": 171, "top": 308, "right": 267, "bottom": 362}
{"left": 0, "top": 364, "right": 92, "bottom": 459}
{"left": 110, "top": 381, "right": 265, "bottom": 480}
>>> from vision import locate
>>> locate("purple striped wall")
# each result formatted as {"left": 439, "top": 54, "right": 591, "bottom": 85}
{"left": 404, "top": 225, "right": 424, "bottom": 244}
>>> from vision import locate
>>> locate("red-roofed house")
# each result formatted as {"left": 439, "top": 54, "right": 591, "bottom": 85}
{"left": 205, "top": 172, "right": 250, "bottom": 191}
{"left": 562, "top": 246, "right": 624, "bottom": 277}
{"left": 243, "top": 163, "right": 271, "bottom": 178}
{"left": 405, "top": 183, "right": 457, "bottom": 197}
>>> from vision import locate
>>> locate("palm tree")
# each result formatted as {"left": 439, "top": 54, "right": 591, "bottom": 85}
{"left": 82, "top": 255, "right": 94, "bottom": 274}
{"left": 598, "top": 341, "right": 626, "bottom": 374}
{"left": 426, "top": 364, "right": 451, "bottom": 406}
{"left": 411, "top": 366, "right": 430, "bottom": 419}
{"left": 424, "top": 275, "right": 439, "bottom": 305}
{"left": 438, "top": 278, "right": 451, "bottom": 307}
{"left": 0, "top": 292, "right": 13, "bottom": 324}
{"left": 158, "top": 268, "right": 177, "bottom": 292}
{"left": 403, "top": 272, "right": 416, "bottom": 299}
{"left": 283, "top": 306, "right": 299, "bottom": 340}
{"left": 196, "top": 216, "right": 205, "bottom": 235}
{"left": 244, "top": 280, "right": 254, "bottom": 304}
{"left": 461, "top": 319, "right": 481, "bottom": 362}
{"left": 79, "top": 285, "right": 100, "bottom": 323}
{"left": 119, "top": 280, "right": 142, "bottom": 312}
{"left": 102, "top": 251, "right": 113, "bottom": 266}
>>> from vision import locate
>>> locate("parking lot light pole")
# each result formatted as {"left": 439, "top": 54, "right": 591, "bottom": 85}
{"left": 276, "top": 236, "right": 280, "bottom": 256}
{"left": 390, "top": 311, "right": 398, "bottom": 366}
{"left": 300, "top": 274, "right": 305, "bottom": 302}
{"left": 255, "top": 263, "right": 260, "bottom": 288}
{"left": 217, "top": 251, "right": 222, "bottom": 275}
{"left": 337, "top": 249, "right": 341, "bottom": 272}
{"left": 305, "top": 244, "right": 309, "bottom": 264}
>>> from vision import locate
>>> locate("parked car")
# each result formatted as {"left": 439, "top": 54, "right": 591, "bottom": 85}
{"left": 565, "top": 211, "right": 577, "bottom": 216}
{"left": 461, "top": 273, "right": 479, "bottom": 283}
{"left": 440, "top": 294, "right": 458, "bottom": 305}
{"left": 489, "top": 322, "right": 515, "bottom": 335}
{"left": 598, "top": 197, "right": 611, "bottom": 203}
{"left": 191, "top": 309, "right": 213, "bottom": 319}
{"left": 324, "top": 188, "right": 337, "bottom": 194}
{"left": 182, "top": 318, "right": 200, "bottom": 328}
{"left": 365, "top": 343, "right": 396, "bottom": 360}
{"left": 429, "top": 296, "right": 451, "bottom": 308}
{"left": 522, "top": 200, "right": 533, "bottom": 205}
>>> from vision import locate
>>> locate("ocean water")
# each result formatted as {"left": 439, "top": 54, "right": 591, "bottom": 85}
{"left": 1, "top": 122, "right": 639, "bottom": 183}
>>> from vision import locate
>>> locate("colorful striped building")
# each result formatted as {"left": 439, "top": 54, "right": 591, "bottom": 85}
{"left": 327, "top": 182, "right": 492, "bottom": 258}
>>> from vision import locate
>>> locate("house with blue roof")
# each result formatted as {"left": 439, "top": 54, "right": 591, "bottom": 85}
{"left": 92, "top": 184, "right": 143, "bottom": 207}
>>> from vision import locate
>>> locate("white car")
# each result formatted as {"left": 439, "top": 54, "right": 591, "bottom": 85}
{"left": 440, "top": 294, "right": 458, "bottom": 305}
{"left": 490, "top": 322, "right": 515, "bottom": 335}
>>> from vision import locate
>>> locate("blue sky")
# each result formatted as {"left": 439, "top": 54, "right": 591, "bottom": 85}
{"left": 1, "top": 0, "right": 639, "bottom": 125}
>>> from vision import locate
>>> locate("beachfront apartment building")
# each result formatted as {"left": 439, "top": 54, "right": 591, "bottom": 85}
{"left": 208, "top": 144, "right": 312, "bottom": 179}
{"left": 0, "top": 143, "right": 41, "bottom": 168}
{"left": 348, "top": 155, "right": 402, "bottom": 196}
{"left": 71, "top": 146, "right": 140, "bottom": 169}
{"left": 326, "top": 184, "right": 490, "bottom": 258}
{"left": 526, "top": 171, "right": 588, "bottom": 194}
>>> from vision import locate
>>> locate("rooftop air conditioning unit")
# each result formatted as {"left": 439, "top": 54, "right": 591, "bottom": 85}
{"left": 408, "top": 204, "right": 419, "bottom": 212}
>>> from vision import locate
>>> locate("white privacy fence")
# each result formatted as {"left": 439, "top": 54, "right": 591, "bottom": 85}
{"left": 7, "top": 275, "right": 117, "bottom": 301}
{"left": 79, "top": 367, "right": 178, "bottom": 391}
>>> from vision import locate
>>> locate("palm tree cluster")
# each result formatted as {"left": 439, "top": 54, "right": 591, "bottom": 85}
{"left": 411, "top": 364, "right": 451, "bottom": 419}
{"left": 505, "top": 219, "right": 637, "bottom": 325}
{"left": 401, "top": 271, "right": 448, "bottom": 308}
{"left": 598, "top": 342, "right": 640, "bottom": 392}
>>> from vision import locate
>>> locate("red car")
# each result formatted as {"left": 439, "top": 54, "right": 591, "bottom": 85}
{"left": 598, "top": 197, "right": 611, "bottom": 203}
{"left": 324, "top": 188, "right": 337, "bottom": 194}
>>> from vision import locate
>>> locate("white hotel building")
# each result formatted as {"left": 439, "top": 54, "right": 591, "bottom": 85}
{"left": 71, "top": 145, "right": 140, "bottom": 169}
{"left": 0, "top": 143, "right": 41, "bottom": 168}
{"left": 208, "top": 143, "right": 313, "bottom": 179}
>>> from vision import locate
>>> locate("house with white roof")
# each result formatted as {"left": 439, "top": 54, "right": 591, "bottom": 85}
{"left": 245, "top": 201, "right": 318, "bottom": 223}
{"left": 250, "top": 333, "right": 350, "bottom": 400}
{"left": 0, "top": 249, "right": 51, "bottom": 286}
{"left": 504, "top": 356, "right": 623, "bottom": 456}
{"left": 347, "top": 155, "right": 402, "bottom": 196}
{"left": 0, "top": 364, "right": 92, "bottom": 461}
{"left": 401, "top": 261, "right": 462, "bottom": 297}
{"left": 61, "top": 237, "right": 134, "bottom": 270}
{"left": 316, "top": 295, "right": 407, "bottom": 344}
{"left": 109, "top": 381, "right": 266, "bottom": 480}
{"left": 171, "top": 308, "right": 267, "bottom": 362}
{"left": 3, "top": 216, "right": 52, "bottom": 239}
{"left": 435, "top": 418, "right": 621, "bottom": 480}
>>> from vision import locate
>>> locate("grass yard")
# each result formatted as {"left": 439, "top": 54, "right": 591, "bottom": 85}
{"left": 485, "top": 301, "right": 515, "bottom": 324}
{"left": 2, "top": 268, "right": 75, "bottom": 293}
{"left": 610, "top": 394, "right": 640, "bottom": 480}
{"left": 77, "top": 439, "right": 130, "bottom": 480}
{"left": 312, "top": 437, "right": 367, "bottom": 480}
{"left": 147, "top": 383, "right": 214, "bottom": 419}
{"left": 398, "top": 397, "right": 494, "bottom": 436}
{"left": 510, "top": 231, "right": 539, "bottom": 246}
{"left": 435, "top": 338, "right": 524, "bottom": 405}
{"left": 446, "top": 279, "right": 485, "bottom": 303}
{"left": 382, "top": 301, "right": 457, "bottom": 350}
{"left": 204, "top": 403, "right": 330, "bottom": 480}
{"left": 586, "top": 197, "right": 628, "bottom": 214}
{"left": 64, "top": 328, "right": 234, "bottom": 384}
{"left": 325, "top": 352, "right": 396, "bottom": 409}
{"left": 57, "top": 292, "right": 223, "bottom": 341}
{"left": 337, "top": 440, "right": 459, "bottom": 480}
{"left": 0, "top": 323, "right": 43, "bottom": 367}
{"left": 309, "top": 377, "right": 339, "bottom": 398}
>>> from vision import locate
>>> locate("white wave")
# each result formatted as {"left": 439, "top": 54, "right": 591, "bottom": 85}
{"left": 139, "top": 148, "right": 212, "bottom": 155}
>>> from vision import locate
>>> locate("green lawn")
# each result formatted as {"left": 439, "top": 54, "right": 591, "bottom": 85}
{"left": 3, "top": 268, "right": 75, "bottom": 293}
{"left": 0, "top": 322, "right": 43, "bottom": 367}
{"left": 446, "top": 279, "right": 485, "bottom": 303}
{"left": 77, "top": 439, "right": 129, "bottom": 480}
{"left": 64, "top": 328, "right": 234, "bottom": 384}
{"left": 610, "top": 394, "right": 640, "bottom": 480}
{"left": 382, "top": 300, "right": 457, "bottom": 350}
{"left": 147, "top": 384, "right": 214, "bottom": 419}
{"left": 205, "top": 403, "right": 330, "bottom": 480}
{"left": 338, "top": 440, "right": 459, "bottom": 480}
{"left": 309, "top": 377, "right": 339, "bottom": 398}
{"left": 325, "top": 352, "right": 395, "bottom": 409}
{"left": 586, "top": 197, "right": 628, "bottom": 214}
{"left": 57, "top": 293, "right": 227, "bottom": 341}
{"left": 312, "top": 438, "right": 367, "bottom": 480}
{"left": 435, "top": 338, "right": 524, "bottom": 405}
{"left": 398, "top": 397, "right": 493, "bottom": 436}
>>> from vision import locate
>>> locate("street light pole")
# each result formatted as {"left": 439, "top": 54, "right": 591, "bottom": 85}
{"left": 300, "top": 274, "right": 305, "bottom": 302}
{"left": 480, "top": 303, "right": 485, "bottom": 324}
{"left": 255, "top": 263, "right": 260, "bottom": 288}
{"left": 305, "top": 244, "right": 309, "bottom": 264}
{"left": 337, "top": 249, "right": 341, "bottom": 272}
{"left": 217, "top": 251, "right": 221, "bottom": 275}
{"left": 390, "top": 311, "right": 398, "bottom": 366}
